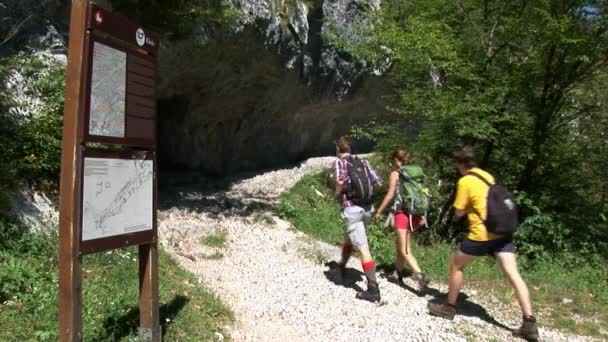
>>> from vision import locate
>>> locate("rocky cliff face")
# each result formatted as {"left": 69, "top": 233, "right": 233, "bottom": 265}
{"left": 158, "top": 0, "right": 388, "bottom": 175}
{"left": 2, "top": 0, "right": 387, "bottom": 176}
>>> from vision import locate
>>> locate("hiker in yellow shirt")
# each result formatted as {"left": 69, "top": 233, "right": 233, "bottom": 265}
{"left": 428, "top": 146, "right": 539, "bottom": 341}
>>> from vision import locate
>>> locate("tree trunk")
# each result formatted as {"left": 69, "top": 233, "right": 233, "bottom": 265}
{"left": 518, "top": 110, "right": 550, "bottom": 193}
{"left": 481, "top": 140, "right": 494, "bottom": 169}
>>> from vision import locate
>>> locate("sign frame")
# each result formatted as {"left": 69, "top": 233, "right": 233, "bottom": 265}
{"left": 78, "top": 148, "right": 157, "bottom": 255}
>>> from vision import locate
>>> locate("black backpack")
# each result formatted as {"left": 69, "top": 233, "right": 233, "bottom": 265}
{"left": 346, "top": 157, "right": 374, "bottom": 205}
{"left": 467, "top": 171, "right": 518, "bottom": 235}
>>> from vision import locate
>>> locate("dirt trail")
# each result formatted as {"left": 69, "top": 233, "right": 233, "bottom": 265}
{"left": 158, "top": 156, "right": 597, "bottom": 342}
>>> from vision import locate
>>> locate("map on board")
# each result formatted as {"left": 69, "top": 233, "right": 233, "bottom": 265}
{"left": 82, "top": 157, "right": 153, "bottom": 241}
{"left": 89, "top": 42, "right": 126, "bottom": 137}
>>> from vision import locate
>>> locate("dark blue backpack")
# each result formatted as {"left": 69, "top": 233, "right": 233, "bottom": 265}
{"left": 467, "top": 172, "right": 518, "bottom": 235}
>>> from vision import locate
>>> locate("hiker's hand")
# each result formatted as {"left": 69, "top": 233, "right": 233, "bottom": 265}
{"left": 371, "top": 213, "right": 381, "bottom": 224}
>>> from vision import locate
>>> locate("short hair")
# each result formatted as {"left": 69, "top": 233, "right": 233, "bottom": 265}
{"left": 452, "top": 145, "right": 477, "bottom": 168}
{"left": 335, "top": 136, "right": 352, "bottom": 154}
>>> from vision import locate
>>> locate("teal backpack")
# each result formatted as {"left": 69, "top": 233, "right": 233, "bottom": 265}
{"left": 395, "top": 164, "right": 429, "bottom": 217}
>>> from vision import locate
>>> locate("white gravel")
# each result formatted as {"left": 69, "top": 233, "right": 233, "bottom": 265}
{"left": 158, "top": 156, "right": 601, "bottom": 342}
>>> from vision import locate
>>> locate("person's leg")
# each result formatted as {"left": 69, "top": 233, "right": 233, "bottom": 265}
{"left": 428, "top": 248, "right": 476, "bottom": 320}
{"left": 391, "top": 213, "right": 408, "bottom": 276}
{"left": 447, "top": 251, "right": 476, "bottom": 305}
{"left": 356, "top": 240, "right": 377, "bottom": 285}
{"left": 394, "top": 232, "right": 405, "bottom": 273}
{"left": 343, "top": 208, "right": 379, "bottom": 302}
{"left": 386, "top": 232, "right": 405, "bottom": 283}
{"left": 337, "top": 207, "right": 357, "bottom": 268}
{"left": 343, "top": 206, "right": 377, "bottom": 283}
{"left": 400, "top": 230, "right": 422, "bottom": 273}
{"left": 338, "top": 232, "right": 353, "bottom": 268}
{"left": 330, "top": 209, "right": 355, "bottom": 284}
{"left": 495, "top": 252, "right": 533, "bottom": 317}
{"left": 401, "top": 229, "right": 432, "bottom": 287}
{"left": 495, "top": 250, "right": 538, "bottom": 340}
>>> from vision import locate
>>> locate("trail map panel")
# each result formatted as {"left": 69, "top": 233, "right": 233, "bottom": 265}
{"left": 89, "top": 42, "right": 127, "bottom": 137}
{"left": 82, "top": 156, "right": 153, "bottom": 242}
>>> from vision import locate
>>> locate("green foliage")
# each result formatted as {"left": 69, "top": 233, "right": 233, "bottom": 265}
{"left": 253, "top": 211, "right": 276, "bottom": 225}
{"left": 201, "top": 232, "right": 228, "bottom": 248}
{"left": 336, "top": 0, "right": 608, "bottom": 262}
{"left": 278, "top": 172, "right": 344, "bottom": 245}
{"left": 0, "top": 216, "right": 232, "bottom": 341}
{"left": 0, "top": 55, "right": 65, "bottom": 193}
{"left": 0, "top": 217, "right": 56, "bottom": 303}
{"left": 109, "top": 0, "right": 241, "bottom": 39}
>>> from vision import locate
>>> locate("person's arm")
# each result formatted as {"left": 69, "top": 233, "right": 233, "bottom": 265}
{"left": 365, "top": 160, "right": 383, "bottom": 187}
{"left": 453, "top": 208, "right": 466, "bottom": 222}
{"left": 372, "top": 171, "right": 398, "bottom": 223}
{"left": 334, "top": 159, "right": 345, "bottom": 196}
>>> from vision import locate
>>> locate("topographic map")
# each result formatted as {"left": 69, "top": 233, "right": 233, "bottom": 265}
{"left": 89, "top": 42, "right": 126, "bottom": 137}
{"left": 82, "top": 157, "right": 153, "bottom": 241}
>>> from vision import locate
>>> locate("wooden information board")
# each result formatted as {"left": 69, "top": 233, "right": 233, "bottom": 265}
{"left": 82, "top": 3, "right": 159, "bottom": 147}
{"left": 58, "top": 1, "right": 160, "bottom": 341}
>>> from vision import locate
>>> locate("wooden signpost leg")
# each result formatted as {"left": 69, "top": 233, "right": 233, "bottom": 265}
{"left": 58, "top": 0, "right": 88, "bottom": 341}
{"left": 139, "top": 242, "right": 161, "bottom": 341}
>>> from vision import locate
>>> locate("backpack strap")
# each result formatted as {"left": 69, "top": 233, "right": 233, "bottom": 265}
{"left": 398, "top": 167, "right": 413, "bottom": 182}
{"left": 466, "top": 171, "right": 494, "bottom": 186}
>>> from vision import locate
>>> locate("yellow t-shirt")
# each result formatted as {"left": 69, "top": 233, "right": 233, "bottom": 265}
{"left": 453, "top": 168, "right": 502, "bottom": 241}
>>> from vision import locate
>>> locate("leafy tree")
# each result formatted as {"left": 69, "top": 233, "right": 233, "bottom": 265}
{"left": 109, "top": 0, "right": 241, "bottom": 39}
{"left": 335, "top": 0, "right": 608, "bottom": 258}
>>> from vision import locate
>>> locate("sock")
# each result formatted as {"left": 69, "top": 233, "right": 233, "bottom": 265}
{"left": 339, "top": 244, "right": 352, "bottom": 268}
{"left": 362, "top": 260, "right": 377, "bottom": 285}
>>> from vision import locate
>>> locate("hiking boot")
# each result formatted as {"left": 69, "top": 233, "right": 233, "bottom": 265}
{"left": 356, "top": 284, "right": 381, "bottom": 303}
{"left": 427, "top": 301, "right": 456, "bottom": 320}
{"left": 412, "top": 272, "right": 431, "bottom": 288}
{"left": 385, "top": 270, "right": 404, "bottom": 284}
{"left": 512, "top": 316, "right": 539, "bottom": 341}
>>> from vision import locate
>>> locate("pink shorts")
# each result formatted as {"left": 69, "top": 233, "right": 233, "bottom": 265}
{"left": 393, "top": 211, "right": 424, "bottom": 231}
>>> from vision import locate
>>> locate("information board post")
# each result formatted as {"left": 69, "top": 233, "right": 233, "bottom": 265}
{"left": 139, "top": 152, "right": 160, "bottom": 341}
{"left": 58, "top": 1, "right": 160, "bottom": 341}
{"left": 58, "top": 0, "right": 88, "bottom": 340}
{"left": 139, "top": 242, "right": 160, "bottom": 340}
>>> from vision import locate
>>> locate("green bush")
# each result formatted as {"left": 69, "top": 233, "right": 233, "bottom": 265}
{"left": 0, "top": 55, "right": 65, "bottom": 188}
{"left": 0, "top": 252, "right": 42, "bottom": 303}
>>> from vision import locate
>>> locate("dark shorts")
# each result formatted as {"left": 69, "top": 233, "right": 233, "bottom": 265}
{"left": 459, "top": 238, "right": 513, "bottom": 256}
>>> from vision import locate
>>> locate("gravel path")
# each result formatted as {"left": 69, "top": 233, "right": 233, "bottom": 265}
{"left": 158, "top": 156, "right": 600, "bottom": 342}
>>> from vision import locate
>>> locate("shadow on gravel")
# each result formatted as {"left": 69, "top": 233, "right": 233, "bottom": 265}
{"left": 427, "top": 292, "right": 511, "bottom": 331}
{"left": 158, "top": 190, "right": 276, "bottom": 219}
{"left": 96, "top": 295, "right": 189, "bottom": 341}
{"left": 324, "top": 261, "right": 365, "bottom": 292}
{"left": 157, "top": 167, "right": 285, "bottom": 219}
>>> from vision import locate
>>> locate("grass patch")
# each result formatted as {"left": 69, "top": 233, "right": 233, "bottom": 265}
{"left": 252, "top": 211, "right": 275, "bottom": 226}
{"left": 0, "top": 217, "right": 232, "bottom": 341}
{"left": 279, "top": 171, "right": 608, "bottom": 338}
{"left": 204, "top": 252, "right": 225, "bottom": 260}
{"left": 201, "top": 231, "right": 228, "bottom": 248}
{"left": 298, "top": 246, "right": 328, "bottom": 265}
{"left": 278, "top": 173, "right": 344, "bottom": 245}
